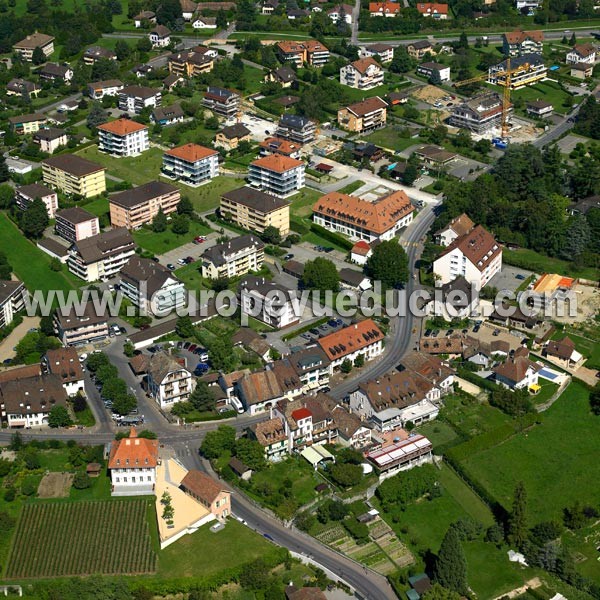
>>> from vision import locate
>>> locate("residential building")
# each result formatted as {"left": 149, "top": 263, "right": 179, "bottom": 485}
{"left": 434, "top": 213, "right": 475, "bottom": 246}
{"left": 566, "top": 44, "right": 596, "bottom": 65}
{"left": 368, "top": 2, "right": 401, "bottom": 16}
{"left": 15, "top": 183, "right": 58, "bottom": 219}
{"left": 327, "top": 4, "right": 353, "bottom": 23}
{"left": 288, "top": 346, "right": 331, "bottom": 392}
{"left": 274, "top": 95, "right": 301, "bottom": 110}
{"left": 417, "top": 62, "right": 451, "bottom": 82}
{"left": 39, "top": 63, "right": 73, "bottom": 83}
{"left": 433, "top": 224, "right": 502, "bottom": 288}
{"left": 416, "top": 2, "right": 448, "bottom": 18}
{"left": 259, "top": 137, "right": 302, "bottom": 158}
{"left": 151, "top": 104, "right": 185, "bottom": 126}
{"left": 180, "top": 470, "right": 231, "bottom": 520}
{"left": 8, "top": 113, "right": 47, "bottom": 135}
{"left": 232, "top": 328, "right": 271, "bottom": 362}
{"left": 67, "top": 228, "right": 135, "bottom": 282}
{"left": 493, "top": 351, "right": 541, "bottom": 390}
{"left": 98, "top": 119, "right": 149, "bottom": 157}
{"left": 361, "top": 43, "right": 394, "bottom": 62}
{"left": 147, "top": 352, "right": 194, "bottom": 409}
{"left": 120, "top": 256, "right": 186, "bottom": 315}
{"left": 202, "top": 86, "right": 240, "bottom": 119}
{"left": 350, "top": 240, "right": 373, "bottom": 265}
{"left": 0, "top": 280, "right": 27, "bottom": 329}
{"left": 163, "top": 73, "right": 183, "bottom": 91}
{"left": 428, "top": 275, "right": 479, "bottom": 319}
{"left": 571, "top": 62, "right": 594, "bottom": 79}
{"left": 134, "top": 10, "right": 156, "bottom": 26}
{"left": 317, "top": 319, "right": 384, "bottom": 370}
{"left": 502, "top": 30, "right": 544, "bottom": 56}
{"left": 108, "top": 427, "right": 159, "bottom": 495}
{"left": 407, "top": 40, "right": 436, "bottom": 60}
{"left": 236, "top": 364, "right": 302, "bottom": 414}
{"left": 55, "top": 207, "right": 100, "bottom": 243}
{"left": 43, "top": 347, "right": 85, "bottom": 396}
{"left": 6, "top": 78, "right": 40, "bottom": 97}
{"left": 250, "top": 417, "right": 289, "bottom": 461}
{"left": 201, "top": 234, "right": 264, "bottom": 279}
{"left": 33, "top": 127, "right": 67, "bottom": 154}
{"left": 220, "top": 186, "right": 290, "bottom": 235}
{"left": 275, "top": 114, "right": 317, "bottom": 145}
{"left": 340, "top": 57, "right": 384, "bottom": 90}
{"left": 367, "top": 435, "right": 433, "bottom": 479}
{"left": 313, "top": 189, "right": 414, "bottom": 242}
{"left": 215, "top": 123, "right": 252, "bottom": 151}
{"left": 42, "top": 154, "right": 106, "bottom": 198}
{"left": 338, "top": 97, "right": 388, "bottom": 134}
{"left": 543, "top": 336, "right": 583, "bottom": 368}
{"left": 248, "top": 155, "right": 305, "bottom": 197}
{"left": 83, "top": 46, "right": 117, "bottom": 65}
{"left": 414, "top": 144, "right": 457, "bottom": 166}
{"left": 87, "top": 79, "right": 124, "bottom": 100}
{"left": 13, "top": 32, "right": 54, "bottom": 61}
{"left": 110, "top": 180, "right": 181, "bottom": 230}
{"left": 515, "top": 0, "right": 541, "bottom": 13}
{"left": 264, "top": 66, "right": 297, "bottom": 88}
{"left": 149, "top": 25, "right": 171, "bottom": 47}
{"left": 181, "top": 0, "right": 197, "bottom": 20}
{"left": 54, "top": 302, "right": 109, "bottom": 346}
{"left": 331, "top": 406, "right": 372, "bottom": 449}
{"left": 167, "top": 48, "right": 215, "bottom": 77}
{"left": 162, "top": 143, "right": 219, "bottom": 186}
{"left": 0, "top": 372, "right": 67, "bottom": 429}
{"left": 276, "top": 40, "right": 330, "bottom": 67}
{"left": 118, "top": 85, "right": 161, "bottom": 114}
{"left": 339, "top": 268, "right": 372, "bottom": 291}
{"left": 191, "top": 16, "right": 217, "bottom": 28}
{"left": 526, "top": 100, "right": 553, "bottom": 118}
{"left": 488, "top": 54, "right": 546, "bottom": 89}
{"left": 240, "top": 276, "right": 299, "bottom": 329}
{"left": 449, "top": 92, "right": 508, "bottom": 134}
{"left": 399, "top": 351, "right": 455, "bottom": 395}
{"left": 261, "top": 0, "right": 279, "bottom": 15}
{"left": 133, "top": 64, "right": 153, "bottom": 78}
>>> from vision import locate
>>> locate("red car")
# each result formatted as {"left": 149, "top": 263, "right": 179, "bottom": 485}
{"left": 194, "top": 236, "right": 206, "bottom": 244}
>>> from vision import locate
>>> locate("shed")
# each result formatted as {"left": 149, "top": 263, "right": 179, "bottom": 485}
{"left": 315, "top": 163, "right": 333, "bottom": 173}
{"left": 229, "top": 457, "right": 253, "bottom": 480}
{"left": 300, "top": 445, "right": 335, "bottom": 469}
{"left": 86, "top": 462, "right": 102, "bottom": 477}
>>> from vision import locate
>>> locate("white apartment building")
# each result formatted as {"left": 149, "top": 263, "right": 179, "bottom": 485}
{"left": 118, "top": 85, "right": 162, "bottom": 114}
{"left": 248, "top": 155, "right": 305, "bottom": 197}
{"left": 147, "top": 352, "right": 194, "bottom": 409}
{"left": 0, "top": 280, "right": 27, "bottom": 329}
{"left": 98, "top": 119, "right": 149, "bottom": 157}
{"left": 87, "top": 79, "right": 124, "bottom": 100}
{"left": 239, "top": 276, "right": 299, "bottom": 329}
{"left": 340, "top": 57, "right": 384, "bottom": 90}
{"left": 201, "top": 234, "right": 265, "bottom": 280}
{"left": 15, "top": 183, "right": 58, "bottom": 219}
{"left": 162, "top": 143, "right": 219, "bottom": 186}
{"left": 361, "top": 43, "right": 394, "bottom": 63}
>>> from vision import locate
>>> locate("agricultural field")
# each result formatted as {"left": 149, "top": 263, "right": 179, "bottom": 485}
{"left": 7, "top": 499, "right": 156, "bottom": 578}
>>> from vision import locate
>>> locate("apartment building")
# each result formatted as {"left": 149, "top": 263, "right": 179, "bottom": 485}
{"left": 340, "top": 57, "right": 384, "bottom": 90}
{"left": 276, "top": 40, "right": 330, "bottom": 67}
{"left": 312, "top": 189, "right": 414, "bottom": 242}
{"left": 220, "top": 186, "right": 290, "bottom": 235}
{"left": 149, "top": 25, "right": 171, "bottom": 48}
{"left": 33, "top": 127, "right": 67, "bottom": 154}
{"left": 502, "top": 29, "right": 544, "bottom": 56}
{"left": 239, "top": 276, "right": 299, "bottom": 329}
{"left": 87, "top": 79, "right": 124, "bottom": 100}
{"left": 98, "top": 119, "right": 149, "bottom": 157}
{"left": 488, "top": 54, "right": 546, "bottom": 89}
{"left": 42, "top": 154, "right": 106, "bottom": 198}
{"left": 361, "top": 43, "right": 394, "bottom": 62}
{"left": 259, "top": 137, "right": 302, "bottom": 158}
{"left": 201, "top": 234, "right": 264, "bottom": 279}
{"left": 67, "top": 228, "right": 136, "bottom": 282}
{"left": 0, "top": 280, "right": 27, "bottom": 329}
{"left": 275, "top": 114, "right": 317, "bottom": 144}
{"left": 449, "top": 92, "right": 507, "bottom": 134}
{"left": 55, "top": 207, "right": 100, "bottom": 243}
{"left": 120, "top": 256, "right": 186, "bottom": 315}
{"left": 118, "top": 85, "right": 161, "bottom": 114}
{"left": 83, "top": 46, "right": 117, "bottom": 65}
{"left": 8, "top": 113, "right": 47, "bottom": 135}
{"left": 43, "top": 347, "right": 85, "bottom": 397}
{"left": 110, "top": 180, "right": 180, "bottom": 229}
{"left": 167, "top": 48, "right": 215, "bottom": 77}
{"left": 337, "top": 96, "right": 387, "bottom": 133}
{"left": 13, "top": 32, "right": 54, "bottom": 61}
{"left": 15, "top": 183, "right": 58, "bottom": 219}
{"left": 54, "top": 302, "right": 109, "bottom": 346}
{"left": 248, "top": 155, "right": 305, "bottom": 197}
{"left": 147, "top": 352, "right": 194, "bottom": 409}
{"left": 368, "top": 2, "right": 401, "bottom": 16}
{"left": 417, "top": 62, "right": 451, "bottom": 82}
{"left": 202, "top": 86, "right": 240, "bottom": 119}
{"left": 287, "top": 346, "right": 331, "bottom": 392}
{"left": 162, "top": 143, "right": 219, "bottom": 186}
{"left": 416, "top": 2, "right": 448, "bottom": 18}
{"left": 406, "top": 40, "right": 436, "bottom": 60}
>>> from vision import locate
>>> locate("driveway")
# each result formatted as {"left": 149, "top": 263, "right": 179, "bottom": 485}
{"left": 0, "top": 316, "right": 40, "bottom": 363}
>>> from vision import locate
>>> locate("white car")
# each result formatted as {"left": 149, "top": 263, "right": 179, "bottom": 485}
{"left": 78, "top": 353, "right": 88, "bottom": 362}
{"left": 108, "top": 284, "right": 115, "bottom": 292}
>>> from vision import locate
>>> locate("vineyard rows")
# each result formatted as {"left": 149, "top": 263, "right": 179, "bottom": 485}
{"left": 7, "top": 500, "right": 157, "bottom": 578}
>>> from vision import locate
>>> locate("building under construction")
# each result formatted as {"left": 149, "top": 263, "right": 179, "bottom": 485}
{"left": 449, "top": 92, "right": 511, "bottom": 134}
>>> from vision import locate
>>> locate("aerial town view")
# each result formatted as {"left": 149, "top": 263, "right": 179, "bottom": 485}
{"left": 0, "top": 0, "right": 599, "bottom": 598}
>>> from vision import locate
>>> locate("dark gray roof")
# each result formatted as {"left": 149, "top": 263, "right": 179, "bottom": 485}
{"left": 409, "top": 40, "right": 433, "bottom": 50}
{"left": 239, "top": 275, "right": 296, "bottom": 301}
{"left": 8, "top": 113, "right": 46, "bottom": 125}
{"left": 202, "top": 235, "right": 264, "bottom": 267}
{"left": 109, "top": 180, "right": 179, "bottom": 210}
{"left": 272, "top": 66, "right": 297, "bottom": 83}
{"left": 205, "top": 86, "right": 238, "bottom": 101}
{"left": 152, "top": 104, "right": 184, "bottom": 122}
{"left": 37, "top": 237, "right": 69, "bottom": 257}
{"left": 120, "top": 256, "right": 180, "bottom": 298}
{"left": 495, "top": 53, "right": 544, "bottom": 69}
{"left": 0, "top": 373, "right": 67, "bottom": 415}
{"left": 0, "top": 280, "right": 24, "bottom": 306}
{"left": 84, "top": 46, "right": 116, "bottom": 60}
{"left": 56, "top": 206, "right": 97, "bottom": 225}
{"left": 221, "top": 186, "right": 289, "bottom": 213}
{"left": 40, "top": 63, "right": 71, "bottom": 78}
{"left": 73, "top": 228, "right": 134, "bottom": 264}
{"left": 120, "top": 85, "right": 160, "bottom": 99}
{"left": 33, "top": 127, "right": 66, "bottom": 141}
{"left": 42, "top": 154, "right": 105, "bottom": 177}
{"left": 54, "top": 301, "right": 108, "bottom": 330}
{"left": 279, "top": 113, "right": 314, "bottom": 130}
{"left": 220, "top": 123, "right": 251, "bottom": 140}
{"left": 7, "top": 79, "right": 39, "bottom": 94}
{"left": 339, "top": 268, "right": 366, "bottom": 287}
{"left": 17, "top": 183, "right": 55, "bottom": 199}
{"left": 88, "top": 79, "right": 123, "bottom": 89}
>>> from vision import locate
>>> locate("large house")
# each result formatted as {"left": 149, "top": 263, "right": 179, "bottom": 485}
{"left": 15, "top": 183, "right": 58, "bottom": 219}
{"left": 109, "top": 180, "right": 181, "bottom": 229}
{"left": 259, "top": 137, "right": 302, "bottom": 159}
{"left": 162, "top": 143, "right": 219, "bottom": 186}
{"left": 39, "top": 63, "right": 73, "bottom": 83}
{"left": 180, "top": 470, "right": 231, "bottom": 521}
{"left": 167, "top": 47, "right": 216, "bottom": 77}
{"left": 8, "top": 113, "right": 47, "bottom": 135}
{"left": 287, "top": 346, "right": 331, "bottom": 392}
{"left": 0, "top": 280, "right": 27, "bottom": 329}
{"left": 340, "top": 57, "right": 384, "bottom": 90}
{"left": 13, "top": 32, "right": 54, "bottom": 61}
{"left": 151, "top": 104, "right": 185, "bottom": 126}
{"left": 312, "top": 189, "right": 414, "bottom": 242}
{"left": 276, "top": 40, "right": 330, "bottom": 67}
{"left": 434, "top": 213, "right": 475, "bottom": 246}
{"left": 417, "top": 62, "right": 451, "bottom": 83}
{"left": 147, "top": 352, "right": 194, "bottom": 409}
{"left": 33, "top": 127, "right": 67, "bottom": 154}
{"left": 120, "top": 256, "right": 186, "bottom": 316}
{"left": 449, "top": 92, "right": 507, "bottom": 134}
{"left": 407, "top": 40, "right": 436, "bottom": 60}
{"left": 55, "top": 207, "right": 100, "bottom": 243}
{"left": 367, "top": 434, "right": 433, "bottom": 479}
{"left": 98, "top": 119, "right": 149, "bottom": 157}
{"left": 215, "top": 123, "right": 251, "bottom": 151}
{"left": 502, "top": 30, "right": 544, "bottom": 56}
{"left": 108, "top": 427, "right": 159, "bottom": 495}
{"left": 83, "top": 46, "right": 117, "bottom": 65}
{"left": 493, "top": 350, "right": 541, "bottom": 390}
{"left": 361, "top": 43, "right": 394, "bottom": 62}
{"left": 433, "top": 224, "right": 502, "bottom": 288}
{"left": 338, "top": 97, "right": 388, "bottom": 133}
{"left": 202, "top": 87, "right": 240, "bottom": 119}
{"left": 566, "top": 44, "right": 596, "bottom": 65}
{"left": 43, "top": 347, "right": 85, "bottom": 397}
{"left": 368, "top": 2, "right": 401, "bottom": 16}
{"left": 250, "top": 417, "right": 289, "bottom": 461}
{"left": 239, "top": 276, "right": 299, "bottom": 329}
{"left": 118, "top": 86, "right": 161, "bottom": 114}
{"left": 416, "top": 2, "right": 448, "bottom": 18}
{"left": 543, "top": 336, "right": 583, "bottom": 368}
{"left": 488, "top": 54, "right": 546, "bottom": 89}
{"left": 276, "top": 114, "right": 317, "bottom": 145}
{"left": 264, "top": 66, "right": 298, "bottom": 88}
{"left": 87, "top": 79, "right": 124, "bottom": 100}
{"left": 67, "top": 228, "right": 136, "bottom": 282}
{"left": 6, "top": 78, "right": 41, "bottom": 97}
{"left": 201, "top": 234, "right": 264, "bottom": 279}
{"left": 248, "top": 155, "right": 305, "bottom": 197}
{"left": 42, "top": 154, "right": 106, "bottom": 198}
{"left": 54, "top": 302, "right": 109, "bottom": 346}
{"left": 149, "top": 25, "right": 171, "bottom": 47}
{"left": 220, "top": 186, "right": 290, "bottom": 235}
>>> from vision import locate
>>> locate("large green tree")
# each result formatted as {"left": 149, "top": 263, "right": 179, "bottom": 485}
{"left": 20, "top": 198, "right": 49, "bottom": 238}
{"left": 188, "top": 382, "right": 215, "bottom": 412}
{"left": 508, "top": 481, "right": 528, "bottom": 549}
{"left": 301, "top": 257, "right": 339, "bottom": 292}
{"left": 365, "top": 240, "right": 408, "bottom": 289}
{"left": 433, "top": 527, "right": 468, "bottom": 595}
{"left": 152, "top": 208, "right": 168, "bottom": 233}
{"left": 48, "top": 405, "right": 73, "bottom": 428}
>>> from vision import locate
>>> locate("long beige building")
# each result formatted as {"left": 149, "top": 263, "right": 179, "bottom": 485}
{"left": 220, "top": 187, "right": 290, "bottom": 236}
{"left": 201, "top": 235, "right": 265, "bottom": 280}
{"left": 42, "top": 154, "right": 106, "bottom": 198}
{"left": 110, "top": 181, "right": 181, "bottom": 229}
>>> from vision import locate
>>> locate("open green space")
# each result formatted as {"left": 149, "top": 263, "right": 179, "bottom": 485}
{"left": 417, "top": 420, "right": 459, "bottom": 448}
{"left": 82, "top": 196, "right": 109, "bottom": 219}
{"left": 289, "top": 188, "right": 322, "bottom": 218}
{"left": 132, "top": 220, "right": 212, "bottom": 254}
{"left": 508, "top": 80, "right": 574, "bottom": 115}
{"left": 442, "top": 393, "right": 511, "bottom": 439}
{"left": 0, "top": 212, "right": 80, "bottom": 294}
{"left": 503, "top": 247, "right": 598, "bottom": 281}
{"left": 365, "top": 128, "right": 424, "bottom": 153}
{"left": 184, "top": 176, "right": 246, "bottom": 214}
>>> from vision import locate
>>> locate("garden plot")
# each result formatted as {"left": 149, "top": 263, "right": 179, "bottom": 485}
{"left": 37, "top": 472, "right": 73, "bottom": 498}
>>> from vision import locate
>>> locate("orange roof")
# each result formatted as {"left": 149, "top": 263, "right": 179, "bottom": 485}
{"left": 369, "top": 2, "right": 401, "bottom": 13}
{"left": 349, "top": 57, "right": 381, "bottom": 74}
{"left": 318, "top": 319, "right": 383, "bottom": 361}
{"left": 352, "top": 240, "right": 372, "bottom": 255}
{"left": 503, "top": 29, "right": 544, "bottom": 44}
{"left": 251, "top": 154, "right": 303, "bottom": 173}
{"left": 108, "top": 428, "right": 159, "bottom": 469}
{"left": 416, "top": 2, "right": 448, "bottom": 14}
{"left": 532, "top": 273, "right": 576, "bottom": 294}
{"left": 259, "top": 136, "right": 301, "bottom": 156}
{"left": 97, "top": 118, "right": 148, "bottom": 135}
{"left": 277, "top": 40, "right": 329, "bottom": 54}
{"left": 165, "top": 142, "right": 218, "bottom": 162}
{"left": 313, "top": 189, "right": 414, "bottom": 235}
{"left": 292, "top": 407, "right": 312, "bottom": 421}
{"left": 180, "top": 469, "right": 227, "bottom": 504}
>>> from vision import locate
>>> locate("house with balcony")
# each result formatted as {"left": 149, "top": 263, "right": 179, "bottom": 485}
{"left": 259, "top": 137, "right": 302, "bottom": 159}
{"left": 42, "top": 154, "right": 106, "bottom": 198}
{"left": 367, "top": 435, "right": 433, "bottom": 479}
{"left": 340, "top": 57, "right": 384, "bottom": 90}
{"left": 6, "top": 78, "right": 40, "bottom": 98}
{"left": 201, "top": 234, "right": 264, "bottom": 279}
{"left": 369, "top": 2, "right": 401, "bottom": 16}
{"left": 87, "top": 79, "right": 124, "bottom": 100}
{"left": 54, "top": 301, "right": 109, "bottom": 346}
{"left": 276, "top": 40, "right": 330, "bottom": 67}
{"left": 543, "top": 336, "right": 584, "bottom": 369}
{"left": 83, "top": 46, "right": 117, "bottom": 65}
{"left": 248, "top": 155, "right": 305, "bottom": 197}
{"left": 488, "top": 54, "right": 546, "bottom": 89}
{"left": 151, "top": 104, "right": 185, "bottom": 126}
{"left": 0, "top": 280, "right": 28, "bottom": 330}
{"left": 55, "top": 207, "right": 99, "bottom": 243}
{"left": 502, "top": 29, "right": 544, "bottom": 56}
{"left": 118, "top": 85, "right": 161, "bottom": 114}
{"left": 337, "top": 96, "right": 387, "bottom": 134}
{"left": 276, "top": 114, "right": 317, "bottom": 144}
{"left": 332, "top": 406, "right": 372, "bottom": 449}
{"left": 407, "top": 40, "right": 436, "bottom": 60}
{"left": 33, "top": 127, "right": 67, "bottom": 154}
{"left": 361, "top": 43, "right": 394, "bottom": 62}
{"left": 449, "top": 92, "right": 508, "bottom": 134}
{"left": 288, "top": 346, "right": 331, "bottom": 392}
{"left": 264, "top": 66, "right": 297, "bottom": 88}
{"left": 147, "top": 352, "right": 194, "bottom": 409}
{"left": 417, "top": 62, "right": 451, "bottom": 82}
{"left": 566, "top": 43, "right": 596, "bottom": 65}
{"left": 149, "top": 25, "right": 171, "bottom": 48}
{"left": 493, "top": 350, "right": 541, "bottom": 391}
{"left": 416, "top": 2, "right": 448, "bottom": 18}
{"left": 167, "top": 47, "right": 216, "bottom": 77}
{"left": 15, "top": 183, "right": 58, "bottom": 219}
{"left": 202, "top": 87, "right": 240, "bottom": 119}
{"left": 250, "top": 417, "right": 289, "bottom": 461}
{"left": 8, "top": 113, "right": 47, "bottom": 135}
{"left": 13, "top": 32, "right": 54, "bottom": 61}
{"left": 39, "top": 63, "right": 73, "bottom": 83}
{"left": 43, "top": 347, "right": 85, "bottom": 397}
{"left": 239, "top": 276, "right": 299, "bottom": 329}
{"left": 162, "top": 143, "right": 219, "bottom": 186}
{"left": 97, "top": 119, "right": 149, "bottom": 157}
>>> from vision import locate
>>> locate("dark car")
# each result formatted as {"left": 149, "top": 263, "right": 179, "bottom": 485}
{"left": 167, "top": 263, "right": 176, "bottom": 270}
{"left": 328, "top": 319, "right": 338, "bottom": 327}
{"left": 188, "top": 344, "right": 198, "bottom": 352}
{"left": 424, "top": 329, "right": 432, "bottom": 337}
{"left": 263, "top": 533, "right": 274, "bottom": 541}
{"left": 515, "top": 273, "right": 526, "bottom": 280}
{"left": 473, "top": 325, "right": 481, "bottom": 333}
{"left": 183, "top": 342, "right": 191, "bottom": 350}
{"left": 432, "top": 329, "right": 440, "bottom": 337}
{"left": 284, "top": 253, "right": 294, "bottom": 260}
{"left": 119, "top": 326, "right": 127, "bottom": 334}
{"left": 310, "top": 328, "right": 320, "bottom": 335}
{"left": 320, "top": 386, "right": 331, "bottom": 393}
{"left": 447, "top": 329, "right": 454, "bottom": 336}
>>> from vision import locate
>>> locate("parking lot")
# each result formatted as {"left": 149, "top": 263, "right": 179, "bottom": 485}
{"left": 488, "top": 266, "right": 535, "bottom": 295}
{"left": 283, "top": 317, "right": 349, "bottom": 349}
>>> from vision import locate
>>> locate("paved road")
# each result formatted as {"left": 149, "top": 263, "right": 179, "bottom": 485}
{"left": 350, "top": 0, "right": 361, "bottom": 45}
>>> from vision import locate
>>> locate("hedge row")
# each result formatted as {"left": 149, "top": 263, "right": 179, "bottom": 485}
{"left": 290, "top": 217, "right": 310, "bottom": 235}
{"left": 457, "top": 367, "right": 498, "bottom": 393}
{"left": 309, "top": 222, "right": 353, "bottom": 251}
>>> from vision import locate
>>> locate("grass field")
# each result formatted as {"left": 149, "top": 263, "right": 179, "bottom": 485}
{"left": 509, "top": 80, "right": 573, "bottom": 115}
{"left": 0, "top": 212, "right": 80, "bottom": 294}
{"left": 133, "top": 220, "right": 212, "bottom": 254}
{"left": 185, "top": 176, "right": 246, "bottom": 214}
{"left": 7, "top": 499, "right": 156, "bottom": 578}
{"left": 503, "top": 247, "right": 599, "bottom": 281}
{"left": 289, "top": 188, "right": 322, "bottom": 218}
{"left": 83, "top": 196, "right": 110, "bottom": 219}
{"left": 365, "top": 128, "right": 424, "bottom": 153}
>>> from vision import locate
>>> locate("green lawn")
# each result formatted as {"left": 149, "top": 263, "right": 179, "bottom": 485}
{"left": 441, "top": 394, "right": 511, "bottom": 439}
{"left": 0, "top": 212, "right": 81, "bottom": 294}
{"left": 461, "top": 382, "right": 600, "bottom": 524}
{"left": 185, "top": 176, "right": 247, "bottom": 214}
{"left": 173, "top": 262, "right": 208, "bottom": 293}
{"left": 507, "top": 80, "right": 574, "bottom": 115}
{"left": 551, "top": 331, "right": 600, "bottom": 368}
{"left": 417, "top": 420, "right": 459, "bottom": 449}
{"left": 132, "top": 221, "right": 212, "bottom": 255}
{"left": 337, "top": 180, "right": 366, "bottom": 195}
{"left": 530, "top": 380, "right": 559, "bottom": 406}
{"left": 83, "top": 196, "right": 109, "bottom": 219}
{"left": 365, "top": 128, "right": 423, "bottom": 153}
{"left": 503, "top": 247, "right": 599, "bottom": 281}
{"left": 289, "top": 188, "right": 322, "bottom": 218}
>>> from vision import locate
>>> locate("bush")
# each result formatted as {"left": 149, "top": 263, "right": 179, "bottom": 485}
{"left": 72, "top": 472, "right": 91, "bottom": 489}
{"left": 21, "top": 477, "right": 37, "bottom": 496}
{"left": 3, "top": 488, "right": 15, "bottom": 502}
{"left": 309, "top": 222, "right": 353, "bottom": 251}
{"left": 343, "top": 518, "right": 369, "bottom": 544}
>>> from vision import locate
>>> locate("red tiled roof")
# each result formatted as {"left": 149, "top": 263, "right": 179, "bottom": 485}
{"left": 503, "top": 29, "right": 544, "bottom": 44}
{"left": 165, "top": 142, "right": 218, "bottom": 162}
{"left": 369, "top": 2, "right": 401, "bottom": 13}
{"left": 108, "top": 428, "right": 159, "bottom": 469}
{"left": 251, "top": 154, "right": 303, "bottom": 173}
{"left": 352, "top": 240, "right": 371, "bottom": 255}
{"left": 416, "top": 2, "right": 448, "bottom": 14}
{"left": 439, "top": 224, "right": 501, "bottom": 272}
{"left": 97, "top": 118, "right": 148, "bottom": 135}
{"left": 318, "top": 319, "right": 383, "bottom": 361}
{"left": 349, "top": 57, "right": 381, "bottom": 74}
{"left": 180, "top": 469, "right": 227, "bottom": 505}
{"left": 292, "top": 407, "right": 312, "bottom": 421}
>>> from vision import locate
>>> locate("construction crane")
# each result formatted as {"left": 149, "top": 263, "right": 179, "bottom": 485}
{"left": 454, "top": 58, "right": 527, "bottom": 140}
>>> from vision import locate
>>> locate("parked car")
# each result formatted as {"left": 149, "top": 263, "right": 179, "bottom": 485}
{"left": 284, "top": 253, "right": 294, "bottom": 260}
{"left": 424, "top": 329, "right": 432, "bottom": 337}
{"left": 310, "top": 328, "right": 320, "bottom": 335}
{"left": 188, "top": 344, "right": 198, "bottom": 352}
{"left": 515, "top": 274, "right": 526, "bottom": 280}
{"left": 177, "top": 258, "right": 186, "bottom": 265}
{"left": 167, "top": 263, "right": 176, "bottom": 270}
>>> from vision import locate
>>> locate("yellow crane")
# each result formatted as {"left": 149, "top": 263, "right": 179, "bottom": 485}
{"left": 454, "top": 58, "right": 528, "bottom": 139}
